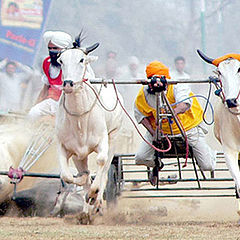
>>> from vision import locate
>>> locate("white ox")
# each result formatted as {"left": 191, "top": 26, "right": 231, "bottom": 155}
{"left": 0, "top": 122, "right": 58, "bottom": 203}
{"left": 198, "top": 50, "right": 240, "bottom": 198}
{"left": 56, "top": 43, "right": 124, "bottom": 214}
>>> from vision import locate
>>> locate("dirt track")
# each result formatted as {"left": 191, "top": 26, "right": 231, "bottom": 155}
{"left": 0, "top": 217, "right": 240, "bottom": 240}
{"left": 0, "top": 197, "right": 240, "bottom": 240}
{"left": 0, "top": 121, "right": 239, "bottom": 239}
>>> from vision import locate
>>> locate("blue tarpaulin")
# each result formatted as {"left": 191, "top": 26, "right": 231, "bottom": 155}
{"left": 0, "top": 0, "right": 52, "bottom": 66}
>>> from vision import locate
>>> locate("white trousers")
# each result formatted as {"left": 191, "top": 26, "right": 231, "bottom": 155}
{"left": 135, "top": 125, "right": 216, "bottom": 171}
{"left": 28, "top": 98, "right": 58, "bottom": 120}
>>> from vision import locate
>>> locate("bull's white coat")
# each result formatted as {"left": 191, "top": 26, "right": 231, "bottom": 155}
{"left": 56, "top": 48, "right": 124, "bottom": 211}
{"left": 0, "top": 123, "right": 58, "bottom": 203}
{"left": 213, "top": 58, "right": 240, "bottom": 196}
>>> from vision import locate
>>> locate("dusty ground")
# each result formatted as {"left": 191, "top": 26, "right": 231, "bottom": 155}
{"left": 0, "top": 116, "right": 239, "bottom": 239}
{"left": 0, "top": 197, "right": 240, "bottom": 240}
{"left": 0, "top": 217, "right": 239, "bottom": 240}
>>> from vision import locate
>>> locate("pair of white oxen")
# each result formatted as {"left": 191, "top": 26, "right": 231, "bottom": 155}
{"left": 0, "top": 44, "right": 240, "bottom": 217}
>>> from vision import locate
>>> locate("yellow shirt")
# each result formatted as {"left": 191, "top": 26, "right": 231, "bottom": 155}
{"left": 135, "top": 85, "right": 203, "bottom": 134}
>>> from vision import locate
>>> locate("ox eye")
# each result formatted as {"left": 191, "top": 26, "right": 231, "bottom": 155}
{"left": 59, "top": 59, "right": 63, "bottom": 64}
{"left": 217, "top": 70, "right": 222, "bottom": 76}
{"left": 80, "top": 58, "right": 84, "bottom": 63}
{"left": 238, "top": 68, "right": 240, "bottom": 73}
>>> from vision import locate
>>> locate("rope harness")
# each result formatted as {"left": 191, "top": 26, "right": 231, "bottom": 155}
{"left": 86, "top": 77, "right": 173, "bottom": 153}
{"left": 60, "top": 57, "right": 173, "bottom": 154}
{"left": 212, "top": 74, "right": 240, "bottom": 115}
{"left": 62, "top": 83, "right": 104, "bottom": 117}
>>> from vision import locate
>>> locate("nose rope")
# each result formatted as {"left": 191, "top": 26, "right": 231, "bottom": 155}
{"left": 215, "top": 77, "right": 225, "bottom": 102}
{"left": 226, "top": 105, "right": 240, "bottom": 115}
{"left": 217, "top": 74, "right": 240, "bottom": 102}
{"left": 62, "top": 85, "right": 103, "bottom": 117}
{"left": 63, "top": 61, "right": 88, "bottom": 88}
{"left": 83, "top": 81, "right": 119, "bottom": 112}
{"left": 65, "top": 61, "right": 119, "bottom": 112}
{"left": 110, "top": 78, "right": 172, "bottom": 153}
{"left": 236, "top": 88, "right": 240, "bottom": 101}
{"left": 216, "top": 74, "right": 240, "bottom": 115}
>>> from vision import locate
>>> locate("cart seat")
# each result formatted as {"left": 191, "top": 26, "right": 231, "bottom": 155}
{"left": 157, "top": 136, "right": 191, "bottom": 159}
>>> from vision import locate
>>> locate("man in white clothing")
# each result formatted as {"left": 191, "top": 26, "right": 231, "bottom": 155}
{"left": 171, "top": 56, "right": 190, "bottom": 81}
{"left": 0, "top": 59, "right": 33, "bottom": 112}
{"left": 28, "top": 31, "right": 73, "bottom": 120}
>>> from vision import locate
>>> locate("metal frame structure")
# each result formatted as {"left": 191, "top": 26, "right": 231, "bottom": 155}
{"left": 0, "top": 77, "right": 235, "bottom": 204}
{"left": 108, "top": 152, "right": 235, "bottom": 200}
{"left": 105, "top": 78, "right": 235, "bottom": 201}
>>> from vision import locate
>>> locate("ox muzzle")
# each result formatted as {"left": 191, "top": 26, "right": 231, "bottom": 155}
{"left": 226, "top": 98, "right": 238, "bottom": 108}
{"left": 63, "top": 80, "right": 74, "bottom": 87}
{"left": 63, "top": 80, "right": 74, "bottom": 94}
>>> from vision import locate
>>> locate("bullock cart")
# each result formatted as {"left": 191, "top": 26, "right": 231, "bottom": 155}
{"left": 0, "top": 77, "right": 236, "bottom": 207}
{"left": 93, "top": 77, "right": 236, "bottom": 204}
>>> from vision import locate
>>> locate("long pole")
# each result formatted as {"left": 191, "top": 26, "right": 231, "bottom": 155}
{"left": 86, "top": 78, "right": 219, "bottom": 85}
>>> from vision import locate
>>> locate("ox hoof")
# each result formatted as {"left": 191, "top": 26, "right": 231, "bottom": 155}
{"left": 76, "top": 212, "right": 91, "bottom": 225}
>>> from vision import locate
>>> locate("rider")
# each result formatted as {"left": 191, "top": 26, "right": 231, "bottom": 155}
{"left": 134, "top": 61, "right": 216, "bottom": 176}
{"left": 28, "top": 31, "right": 73, "bottom": 120}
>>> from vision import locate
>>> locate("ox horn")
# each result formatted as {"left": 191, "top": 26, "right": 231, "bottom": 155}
{"left": 197, "top": 49, "right": 215, "bottom": 65}
{"left": 85, "top": 43, "right": 100, "bottom": 55}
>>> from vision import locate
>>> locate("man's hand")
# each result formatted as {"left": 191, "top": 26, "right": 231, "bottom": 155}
{"left": 148, "top": 75, "right": 167, "bottom": 94}
{"left": 13, "top": 61, "right": 20, "bottom": 67}
{"left": 140, "top": 117, "right": 155, "bottom": 136}
{"left": 173, "top": 102, "right": 190, "bottom": 115}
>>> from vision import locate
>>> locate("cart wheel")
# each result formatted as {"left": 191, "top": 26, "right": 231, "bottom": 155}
{"left": 105, "top": 164, "right": 118, "bottom": 207}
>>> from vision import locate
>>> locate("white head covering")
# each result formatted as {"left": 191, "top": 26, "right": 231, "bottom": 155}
{"left": 43, "top": 31, "right": 73, "bottom": 49}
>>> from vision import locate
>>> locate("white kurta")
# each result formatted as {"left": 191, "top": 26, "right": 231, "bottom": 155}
{"left": 0, "top": 60, "right": 33, "bottom": 112}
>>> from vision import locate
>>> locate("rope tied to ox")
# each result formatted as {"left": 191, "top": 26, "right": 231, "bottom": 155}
{"left": 84, "top": 77, "right": 172, "bottom": 153}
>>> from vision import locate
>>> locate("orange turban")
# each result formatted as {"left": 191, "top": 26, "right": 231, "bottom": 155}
{"left": 212, "top": 54, "right": 240, "bottom": 66}
{"left": 146, "top": 61, "right": 171, "bottom": 79}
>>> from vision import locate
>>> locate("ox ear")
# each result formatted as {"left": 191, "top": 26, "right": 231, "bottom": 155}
{"left": 197, "top": 49, "right": 215, "bottom": 65}
{"left": 85, "top": 43, "right": 100, "bottom": 55}
{"left": 85, "top": 55, "right": 98, "bottom": 64}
